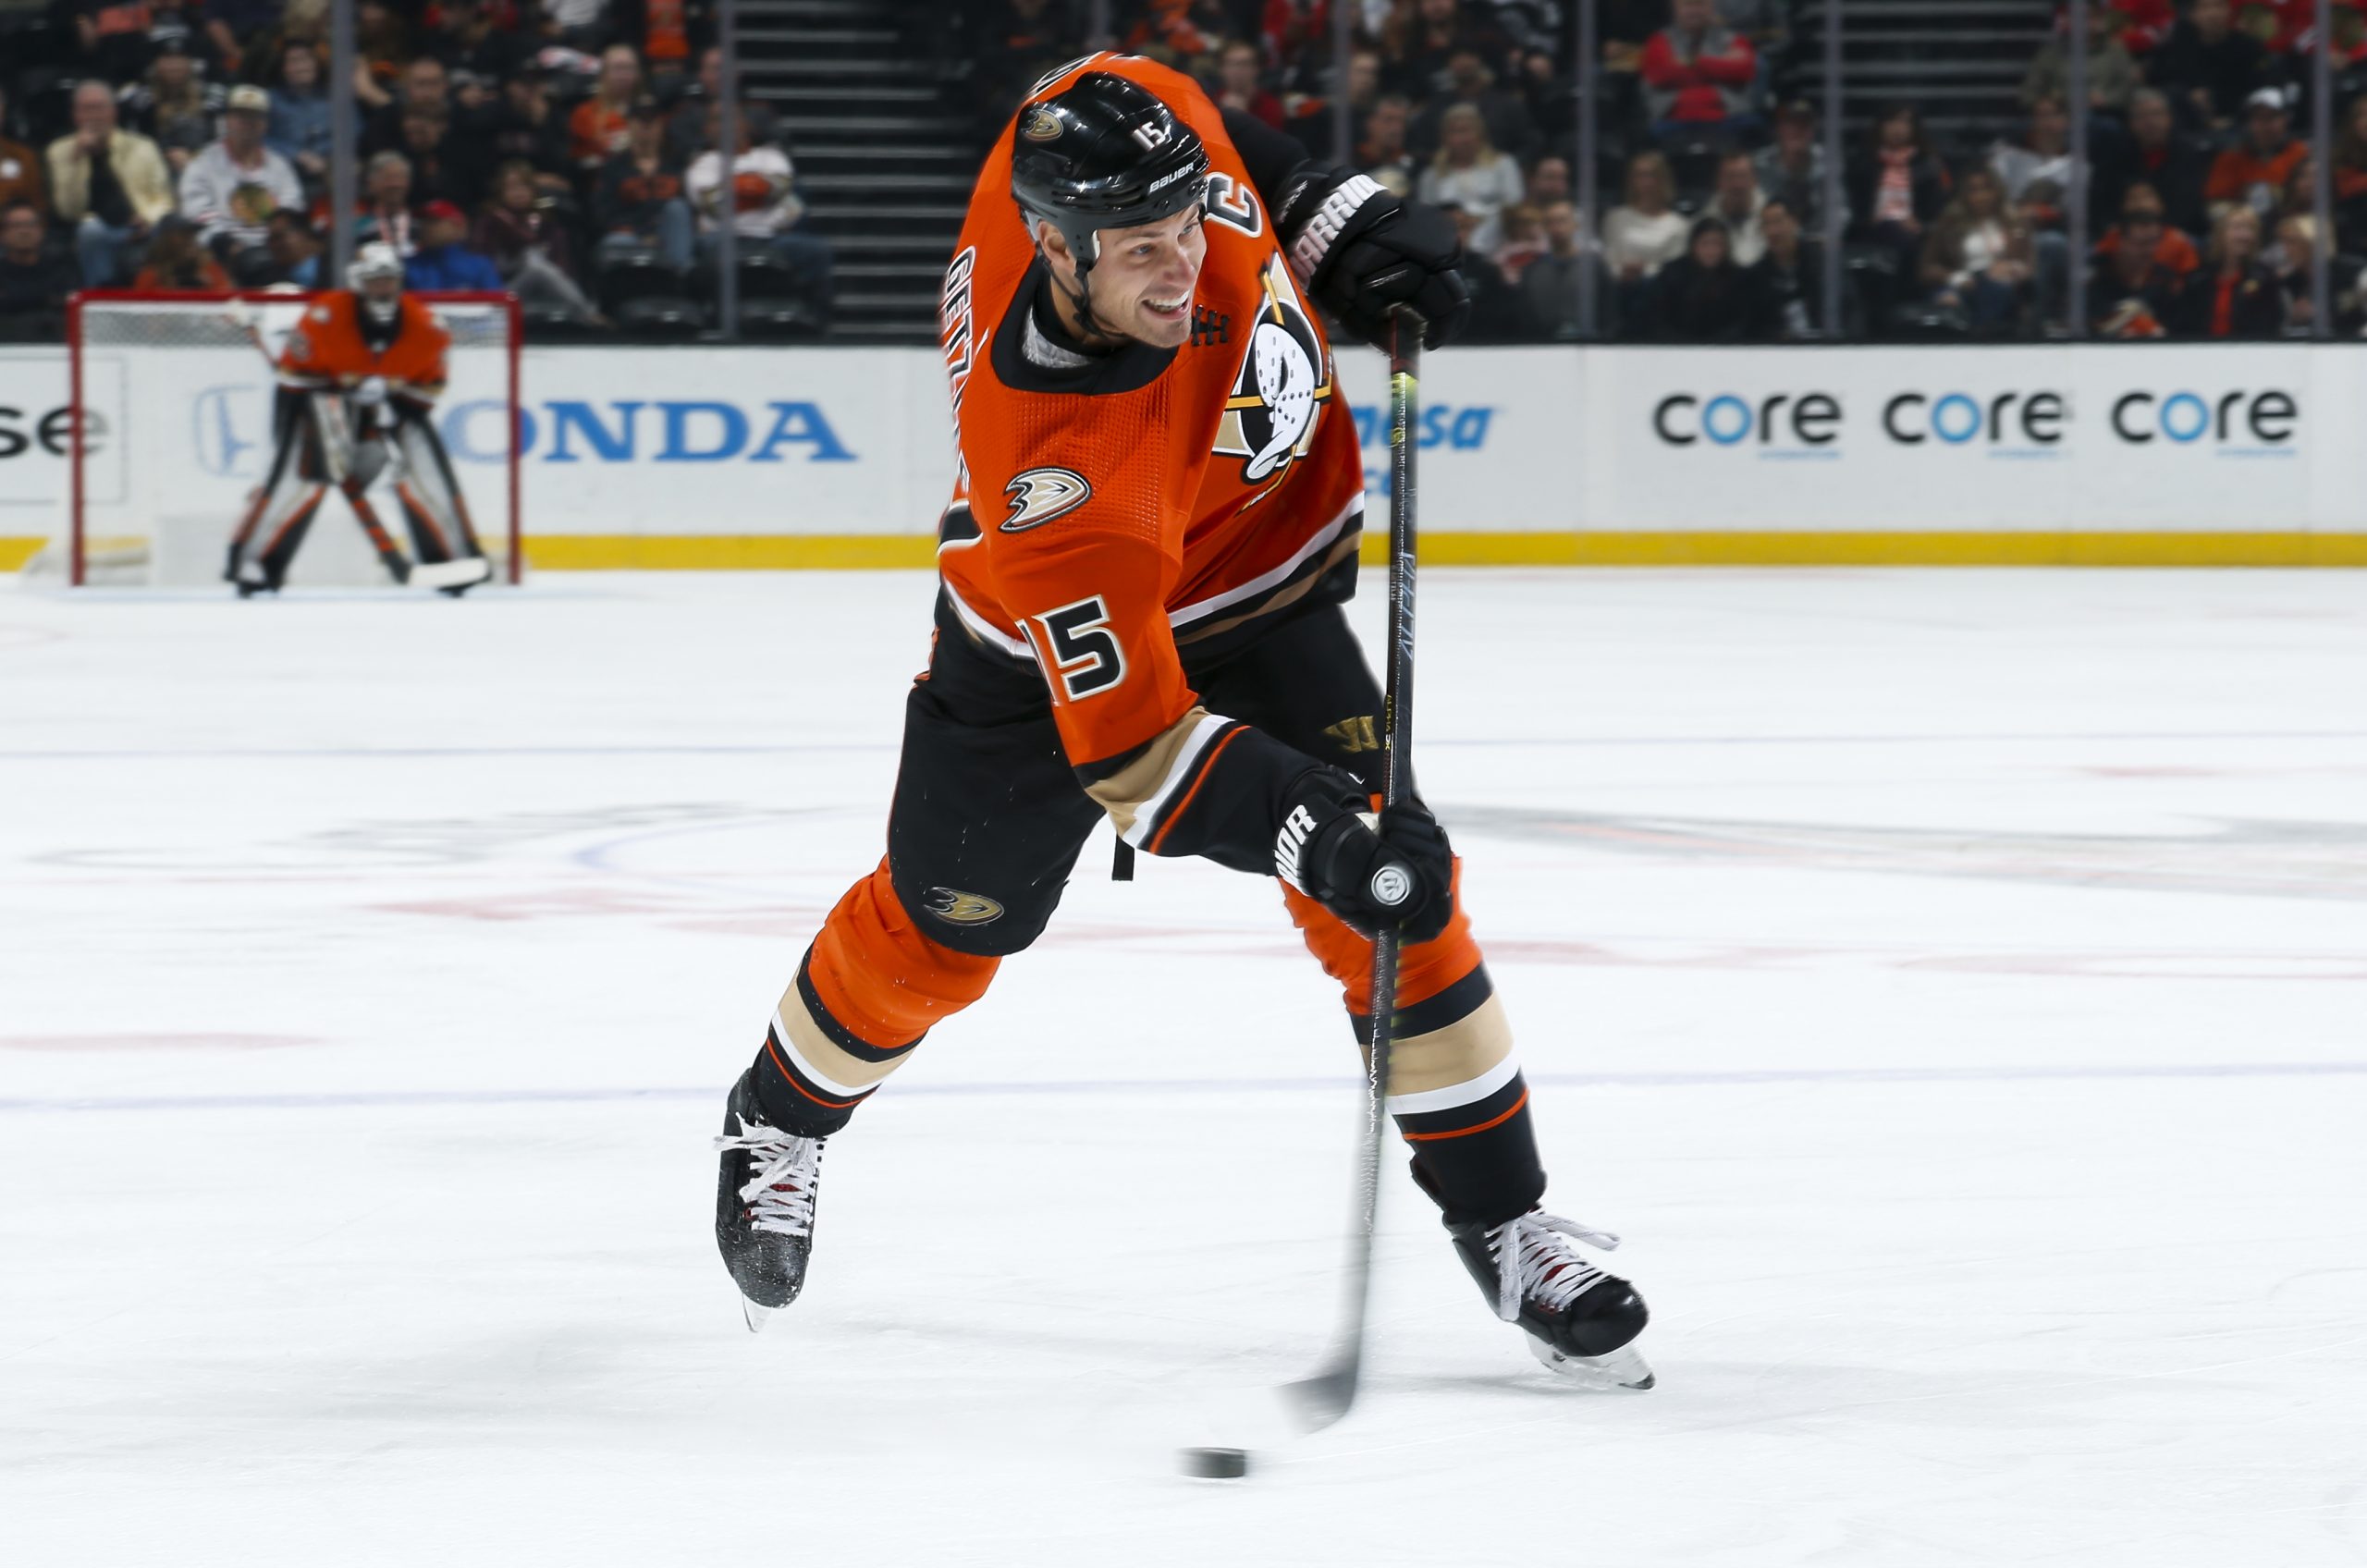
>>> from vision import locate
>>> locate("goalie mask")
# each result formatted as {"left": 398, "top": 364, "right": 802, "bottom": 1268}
{"left": 348, "top": 242, "right": 405, "bottom": 326}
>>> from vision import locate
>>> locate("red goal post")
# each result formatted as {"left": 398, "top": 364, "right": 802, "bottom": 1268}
{"left": 63, "top": 288, "right": 523, "bottom": 588}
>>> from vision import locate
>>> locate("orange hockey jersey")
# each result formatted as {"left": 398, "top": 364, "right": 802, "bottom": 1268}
{"left": 935, "top": 54, "right": 1367, "bottom": 851}
{"left": 277, "top": 292, "right": 450, "bottom": 400}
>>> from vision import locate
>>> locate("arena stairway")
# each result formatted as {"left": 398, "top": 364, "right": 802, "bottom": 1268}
{"left": 734, "top": 0, "right": 986, "bottom": 342}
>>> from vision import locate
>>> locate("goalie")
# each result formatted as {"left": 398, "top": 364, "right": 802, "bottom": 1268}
{"left": 225, "top": 243, "right": 494, "bottom": 596}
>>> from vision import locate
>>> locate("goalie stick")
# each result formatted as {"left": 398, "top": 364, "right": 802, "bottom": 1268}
{"left": 1283, "top": 309, "right": 1423, "bottom": 1435}
{"left": 221, "top": 297, "right": 491, "bottom": 593}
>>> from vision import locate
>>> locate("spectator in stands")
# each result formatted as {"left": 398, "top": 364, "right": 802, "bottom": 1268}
{"left": 1124, "top": 0, "right": 1235, "bottom": 64}
{"left": 351, "top": 0, "right": 415, "bottom": 116}
{"left": 78, "top": 0, "right": 168, "bottom": 83}
{"left": 2334, "top": 95, "right": 2367, "bottom": 253}
{"left": 142, "top": 0, "right": 218, "bottom": 70}
{"left": 688, "top": 104, "right": 834, "bottom": 317}
{"left": 1706, "top": 150, "right": 1767, "bottom": 264}
{"left": 2088, "top": 184, "right": 2194, "bottom": 335}
{"left": 1519, "top": 197, "right": 1612, "bottom": 339}
{"left": 1604, "top": 149, "right": 1689, "bottom": 283}
{"left": 426, "top": 0, "right": 522, "bottom": 88}
{"left": 476, "top": 158, "right": 607, "bottom": 325}
{"left": 1409, "top": 48, "right": 1537, "bottom": 163}
{"left": 1647, "top": 216, "right": 1752, "bottom": 340}
{"left": 2022, "top": 3, "right": 2140, "bottom": 115}
{"left": 405, "top": 198, "right": 505, "bottom": 290}
{"left": 267, "top": 43, "right": 336, "bottom": 195}
{"left": 1385, "top": 0, "right": 1508, "bottom": 101}
{"left": 1295, "top": 45, "right": 1384, "bottom": 158}
{"left": 2152, "top": 0, "right": 2273, "bottom": 135}
{"left": 1754, "top": 100, "right": 1844, "bottom": 236}
{"left": 2233, "top": 0, "right": 2299, "bottom": 53}
{"left": 1214, "top": 38, "right": 1285, "bottom": 130}
{"left": 1639, "top": 0, "right": 1760, "bottom": 148}
{"left": 2096, "top": 178, "right": 2201, "bottom": 270}
{"left": 2180, "top": 203, "right": 2284, "bottom": 335}
{"left": 1416, "top": 104, "right": 1524, "bottom": 252}
{"left": 2208, "top": 87, "right": 2308, "bottom": 218}
{"left": 1848, "top": 103, "right": 1949, "bottom": 270}
{"left": 1584, "top": 0, "right": 1657, "bottom": 131}
{"left": 1494, "top": 202, "right": 1546, "bottom": 282}
{"left": 1992, "top": 93, "right": 2079, "bottom": 207}
{"left": 131, "top": 213, "right": 231, "bottom": 291}
{"left": 0, "top": 88, "right": 46, "bottom": 217}
{"left": 2112, "top": 0, "right": 2177, "bottom": 55}
{"left": 1506, "top": 42, "right": 1576, "bottom": 145}
{"left": 668, "top": 48, "right": 780, "bottom": 166}
{"left": 1745, "top": 195, "right": 1825, "bottom": 339}
{"left": 0, "top": 200, "right": 77, "bottom": 341}
{"left": 264, "top": 210, "right": 323, "bottom": 287}
{"left": 2267, "top": 210, "right": 2322, "bottom": 328}
{"left": 1526, "top": 154, "right": 1570, "bottom": 209}
{"left": 356, "top": 148, "right": 417, "bottom": 255}
{"left": 490, "top": 64, "right": 578, "bottom": 197}
{"left": 1357, "top": 94, "right": 1418, "bottom": 189}
{"left": 49, "top": 81, "right": 177, "bottom": 288}
{"left": 596, "top": 99, "right": 693, "bottom": 272}
{"left": 975, "top": 0, "right": 1080, "bottom": 132}
{"left": 574, "top": 45, "right": 646, "bottom": 173}
{"left": 178, "top": 84, "right": 301, "bottom": 285}
{"left": 1919, "top": 165, "right": 2034, "bottom": 333}
{"left": 398, "top": 103, "right": 488, "bottom": 212}
{"left": 545, "top": 0, "right": 608, "bottom": 51}
{"left": 1441, "top": 200, "right": 1528, "bottom": 339}
{"left": 366, "top": 58, "right": 457, "bottom": 158}
{"left": 126, "top": 42, "right": 227, "bottom": 178}
{"left": 2097, "top": 89, "right": 2210, "bottom": 240}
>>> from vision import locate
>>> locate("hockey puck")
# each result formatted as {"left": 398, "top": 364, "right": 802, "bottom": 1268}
{"left": 1179, "top": 1446, "right": 1249, "bottom": 1480}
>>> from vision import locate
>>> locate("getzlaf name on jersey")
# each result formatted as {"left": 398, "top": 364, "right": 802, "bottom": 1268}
{"left": 712, "top": 54, "right": 1652, "bottom": 1388}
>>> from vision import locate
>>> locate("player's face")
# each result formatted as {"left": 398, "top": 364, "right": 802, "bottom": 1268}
{"left": 362, "top": 275, "right": 402, "bottom": 312}
{"left": 1081, "top": 206, "right": 1207, "bottom": 349}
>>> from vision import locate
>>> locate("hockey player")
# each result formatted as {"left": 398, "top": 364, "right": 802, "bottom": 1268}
{"left": 225, "top": 242, "right": 493, "bottom": 595}
{"left": 713, "top": 56, "right": 1653, "bottom": 1389}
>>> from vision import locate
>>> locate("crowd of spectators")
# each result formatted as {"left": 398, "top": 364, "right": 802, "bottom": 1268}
{"left": 0, "top": 0, "right": 835, "bottom": 341}
{"left": 7, "top": 0, "right": 2365, "bottom": 344}
{"left": 950, "top": 0, "right": 2367, "bottom": 342}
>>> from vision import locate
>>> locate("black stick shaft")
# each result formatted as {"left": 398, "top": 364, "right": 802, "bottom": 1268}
{"left": 1287, "top": 313, "right": 1420, "bottom": 1434}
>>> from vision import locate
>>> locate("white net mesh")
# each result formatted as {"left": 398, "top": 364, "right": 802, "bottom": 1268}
{"left": 48, "top": 293, "right": 519, "bottom": 588}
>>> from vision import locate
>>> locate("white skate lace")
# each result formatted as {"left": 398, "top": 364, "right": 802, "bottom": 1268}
{"left": 1488, "top": 1211, "right": 1621, "bottom": 1322}
{"left": 713, "top": 1116, "right": 820, "bottom": 1238}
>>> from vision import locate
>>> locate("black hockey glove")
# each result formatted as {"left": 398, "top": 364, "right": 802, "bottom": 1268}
{"left": 1276, "top": 776, "right": 1457, "bottom": 944}
{"left": 1278, "top": 169, "right": 1472, "bottom": 350}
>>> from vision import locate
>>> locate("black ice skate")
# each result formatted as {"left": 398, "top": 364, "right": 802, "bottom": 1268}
{"left": 713, "top": 1070, "right": 824, "bottom": 1333}
{"left": 1448, "top": 1209, "right": 1655, "bottom": 1390}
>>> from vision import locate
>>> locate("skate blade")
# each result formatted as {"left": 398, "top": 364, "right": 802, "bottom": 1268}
{"left": 1527, "top": 1335, "right": 1655, "bottom": 1391}
{"left": 741, "top": 1297, "right": 773, "bottom": 1334}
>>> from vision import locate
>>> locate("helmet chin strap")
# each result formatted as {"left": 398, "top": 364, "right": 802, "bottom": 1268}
{"left": 1058, "top": 235, "right": 1115, "bottom": 343}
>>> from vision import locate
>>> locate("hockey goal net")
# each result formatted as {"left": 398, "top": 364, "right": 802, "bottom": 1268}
{"left": 50, "top": 289, "right": 521, "bottom": 588}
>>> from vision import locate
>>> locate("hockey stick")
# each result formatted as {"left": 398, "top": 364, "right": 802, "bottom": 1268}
{"left": 1283, "top": 308, "right": 1422, "bottom": 1435}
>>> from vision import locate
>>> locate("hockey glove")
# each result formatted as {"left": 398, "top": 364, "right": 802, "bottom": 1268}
{"left": 1277, "top": 778, "right": 1457, "bottom": 944}
{"left": 1278, "top": 170, "right": 1472, "bottom": 350}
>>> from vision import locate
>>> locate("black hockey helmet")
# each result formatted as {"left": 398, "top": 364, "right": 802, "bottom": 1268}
{"left": 1010, "top": 71, "right": 1210, "bottom": 272}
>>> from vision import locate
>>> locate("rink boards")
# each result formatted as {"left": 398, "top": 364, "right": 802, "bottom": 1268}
{"left": 3, "top": 342, "right": 2363, "bottom": 570}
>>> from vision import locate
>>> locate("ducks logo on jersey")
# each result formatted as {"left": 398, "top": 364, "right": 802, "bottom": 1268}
{"left": 1212, "top": 254, "right": 1332, "bottom": 484}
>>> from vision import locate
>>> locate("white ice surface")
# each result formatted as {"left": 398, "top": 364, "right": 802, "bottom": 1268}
{"left": 3, "top": 570, "right": 2364, "bottom": 1567}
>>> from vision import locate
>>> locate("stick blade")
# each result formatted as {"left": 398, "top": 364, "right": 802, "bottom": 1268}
{"left": 411, "top": 557, "right": 493, "bottom": 592}
{"left": 1282, "top": 1354, "right": 1361, "bottom": 1433}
